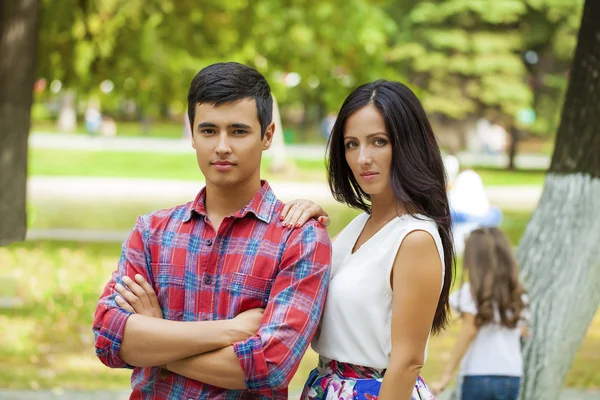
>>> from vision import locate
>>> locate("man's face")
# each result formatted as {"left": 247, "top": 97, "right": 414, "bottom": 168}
{"left": 191, "top": 99, "right": 273, "bottom": 189}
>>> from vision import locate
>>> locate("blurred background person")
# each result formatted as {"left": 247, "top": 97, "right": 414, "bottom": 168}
{"left": 85, "top": 99, "right": 102, "bottom": 136}
{"left": 431, "top": 227, "right": 530, "bottom": 399}
{"left": 449, "top": 169, "right": 503, "bottom": 254}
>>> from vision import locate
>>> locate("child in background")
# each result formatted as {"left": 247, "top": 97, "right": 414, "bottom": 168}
{"left": 431, "top": 227, "right": 530, "bottom": 400}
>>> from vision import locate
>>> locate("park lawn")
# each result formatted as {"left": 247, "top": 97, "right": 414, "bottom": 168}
{"left": 4, "top": 203, "right": 596, "bottom": 391}
{"left": 474, "top": 167, "right": 546, "bottom": 186}
{"left": 28, "top": 148, "right": 327, "bottom": 183}
{"left": 32, "top": 120, "right": 185, "bottom": 139}
{"left": 29, "top": 148, "right": 545, "bottom": 186}
{"left": 27, "top": 197, "right": 531, "bottom": 247}
{"left": 1, "top": 238, "right": 598, "bottom": 391}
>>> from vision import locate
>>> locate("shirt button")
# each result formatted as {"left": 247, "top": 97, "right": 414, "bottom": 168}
{"left": 206, "top": 239, "right": 213, "bottom": 246}
{"left": 204, "top": 276, "right": 212, "bottom": 285}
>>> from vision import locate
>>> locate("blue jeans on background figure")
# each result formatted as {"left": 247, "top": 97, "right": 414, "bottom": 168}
{"left": 462, "top": 376, "right": 520, "bottom": 400}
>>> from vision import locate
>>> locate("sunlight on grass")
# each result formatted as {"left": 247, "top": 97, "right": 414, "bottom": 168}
{"left": 28, "top": 148, "right": 327, "bottom": 183}
{"left": 32, "top": 120, "right": 185, "bottom": 139}
{"left": 2, "top": 205, "right": 598, "bottom": 390}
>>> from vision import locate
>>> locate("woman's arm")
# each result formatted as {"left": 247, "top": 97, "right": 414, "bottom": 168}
{"left": 430, "top": 313, "right": 479, "bottom": 394}
{"left": 378, "top": 230, "right": 443, "bottom": 400}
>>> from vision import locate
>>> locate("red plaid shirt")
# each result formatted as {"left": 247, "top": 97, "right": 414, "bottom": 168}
{"left": 93, "top": 181, "right": 331, "bottom": 399}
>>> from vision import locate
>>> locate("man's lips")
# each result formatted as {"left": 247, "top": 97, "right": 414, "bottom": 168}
{"left": 212, "top": 161, "right": 235, "bottom": 166}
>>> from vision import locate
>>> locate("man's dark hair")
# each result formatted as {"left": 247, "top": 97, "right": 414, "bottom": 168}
{"left": 187, "top": 62, "right": 273, "bottom": 138}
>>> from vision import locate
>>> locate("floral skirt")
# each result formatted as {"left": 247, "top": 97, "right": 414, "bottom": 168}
{"left": 300, "top": 358, "right": 435, "bottom": 400}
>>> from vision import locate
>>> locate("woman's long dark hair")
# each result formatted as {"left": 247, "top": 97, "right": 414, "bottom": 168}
{"left": 327, "top": 80, "right": 455, "bottom": 333}
{"left": 463, "top": 227, "right": 526, "bottom": 328}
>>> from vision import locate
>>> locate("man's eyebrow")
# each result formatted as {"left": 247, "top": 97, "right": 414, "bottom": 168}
{"left": 196, "top": 122, "right": 252, "bottom": 129}
{"left": 197, "top": 122, "right": 217, "bottom": 129}
{"left": 230, "top": 123, "right": 252, "bottom": 129}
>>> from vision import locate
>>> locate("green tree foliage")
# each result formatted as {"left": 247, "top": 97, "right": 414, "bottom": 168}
{"left": 521, "top": 0, "right": 585, "bottom": 135}
{"left": 36, "top": 0, "right": 584, "bottom": 137}
{"left": 37, "top": 0, "right": 396, "bottom": 115}
{"left": 387, "top": 0, "right": 583, "bottom": 135}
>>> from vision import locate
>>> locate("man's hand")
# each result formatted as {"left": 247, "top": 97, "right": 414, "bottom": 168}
{"left": 115, "top": 274, "right": 163, "bottom": 319}
{"left": 229, "top": 308, "right": 264, "bottom": 342}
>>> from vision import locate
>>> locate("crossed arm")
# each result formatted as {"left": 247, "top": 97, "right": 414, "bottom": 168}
{"left": 115, "top": 275, "right": 262, "bottom": 369}
{"left": 114, "top": 273, "right": 258, "bottom": 388}
{"left": 93, "top": 216, "right": 331, "bottom": 392}
{"left": 91, "top": 218, "right": 261, "bottom": 371}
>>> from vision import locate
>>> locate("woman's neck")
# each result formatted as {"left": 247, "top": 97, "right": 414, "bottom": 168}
{"left": 369, "top": 192, "right": 405, "bottom": 223}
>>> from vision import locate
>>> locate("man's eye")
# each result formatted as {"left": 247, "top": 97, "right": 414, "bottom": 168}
{"left": 201, "top": 129, "right": 215, "bottom": 134}
{"left": 233, "top": 130, "right": 247, "bottom": 135}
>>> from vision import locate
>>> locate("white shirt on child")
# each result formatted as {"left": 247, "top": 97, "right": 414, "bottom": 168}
{"left": 311, "top": 213, "right": 445, "bottom": 369}
{"left": 449, "top": 283, "right": 530, "bottom": 377}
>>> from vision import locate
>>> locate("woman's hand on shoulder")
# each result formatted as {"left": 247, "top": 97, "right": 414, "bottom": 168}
{"left": 280, "top": 199, "right": 330, "bottom": 228}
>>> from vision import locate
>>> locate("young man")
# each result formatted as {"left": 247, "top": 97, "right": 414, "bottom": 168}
{"left": 93, "top": 62, "right": 332, "bottom": 399}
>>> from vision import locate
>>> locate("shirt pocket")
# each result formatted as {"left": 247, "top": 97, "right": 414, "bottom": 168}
{"left": 225, "top": 272, "right": 274, "bottom": 311}
{"left": 151, "top": 262, "right": 186, "bottom": 320}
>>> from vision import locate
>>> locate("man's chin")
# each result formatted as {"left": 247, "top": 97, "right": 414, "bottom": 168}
{"left": 205, "top": 176, "right": 241, "bottom": 188}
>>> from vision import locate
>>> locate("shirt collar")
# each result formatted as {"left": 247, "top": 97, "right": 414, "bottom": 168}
{"left": 184, "top": 180, "right": 277, "bottom": 224}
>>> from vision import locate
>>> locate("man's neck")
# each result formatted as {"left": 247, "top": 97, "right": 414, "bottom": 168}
{"left": 205, "top": 178, "right": 263, "bottom": 219}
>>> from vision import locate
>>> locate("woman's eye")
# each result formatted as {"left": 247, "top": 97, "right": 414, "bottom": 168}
{"left": 345, "top": 141, "right": 358, "bottom": 149}
{"left": 374, "top": 138, "right": 387, "bottom": 146}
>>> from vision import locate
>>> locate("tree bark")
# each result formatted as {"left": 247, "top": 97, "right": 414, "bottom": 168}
{"left": 507, "top": 125, "right": 519, "bottom": 171}
{"left": 518, "top": 0, "right": 600, "bottom": 398}
{"left": 0, "top": 0, "right": 40, "bottom": 246}
{"left": 266, "top": 95, "right": 289, "bottom": 173}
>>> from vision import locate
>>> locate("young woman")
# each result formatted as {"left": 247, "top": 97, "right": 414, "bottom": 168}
{"left": 430, "top": 227, "right": 530, "bottom": 399}
{"left": 282, "top": 80, "right": 455, "bottom": 400}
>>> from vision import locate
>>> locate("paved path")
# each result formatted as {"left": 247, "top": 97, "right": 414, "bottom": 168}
{"left": 25, "top": 176, "right": 541, "bottom": 242}
{"left": 30, "top": 132, "right": 551, "bottom": 169}
{"left": 28, "top": 176, "right": 541, "bottom": 210}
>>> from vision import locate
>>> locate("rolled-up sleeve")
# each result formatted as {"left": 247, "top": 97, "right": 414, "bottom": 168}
{"left": 233, "top": 222, "right": 331, "bottom": 392}
{"left": 92, "top": 215, "right": 151, "bottom": 368}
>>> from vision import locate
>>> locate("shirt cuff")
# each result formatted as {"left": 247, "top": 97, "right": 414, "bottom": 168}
{"left": 95, "top": 307, "right": 134, "bottom": 369}
{"left": 233, "top": 335, "right": 269, "bottom": 391}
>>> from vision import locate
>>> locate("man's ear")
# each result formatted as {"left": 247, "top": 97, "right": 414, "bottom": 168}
{"left": 262, "top": 122, "right": 275, "bottom": 151}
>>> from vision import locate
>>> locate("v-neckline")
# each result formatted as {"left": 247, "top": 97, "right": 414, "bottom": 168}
{"left": 349, "top": 213, "right": 402, "bottom": 256}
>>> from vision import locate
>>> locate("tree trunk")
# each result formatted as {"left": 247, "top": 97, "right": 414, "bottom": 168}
{"left": 0, "top": 0, "right": 40, "bottom": 246}
{"left": 266, "top": 95, "right": 290, "bottom": 173}
{"left": 518, "top": 0, "right": 600, "bottom": 398}
{"left": 507, "top": 125, "right": 519, "bottom": 170}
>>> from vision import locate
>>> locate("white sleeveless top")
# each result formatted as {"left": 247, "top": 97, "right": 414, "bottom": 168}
{"left": 312, "top": 213, "right": 445, "bottom": 369}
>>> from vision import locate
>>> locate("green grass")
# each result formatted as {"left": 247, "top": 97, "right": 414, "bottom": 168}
{"left": 29, "top": 148, "right": 327, "bottom": 183}
{"left": 32, "top": 120, "right": 185, "bottom": 139}
{"left": 29, "top": 147, "right": 545, "bottom": 186}
{"left": 0, "top": 240, "right": 132, "bottom": 390}
{"left": 28, "top": 198, "right": 530, "bottom": 246}
{"left": 473, "top": 167, "right": 546, "bottom": 186}
{"left": 4, "top": 202, "right": 597, "bottom": 391}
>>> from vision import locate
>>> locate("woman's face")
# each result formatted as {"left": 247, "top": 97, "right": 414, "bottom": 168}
{"left": 343, "top": 105, "right": 393, "bottom": 197}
